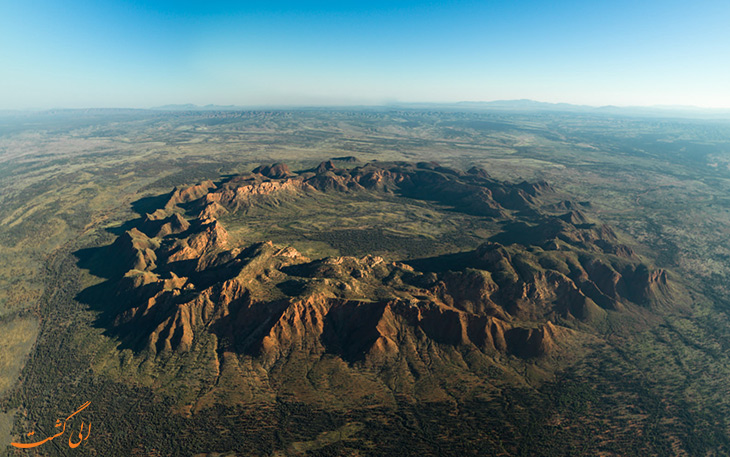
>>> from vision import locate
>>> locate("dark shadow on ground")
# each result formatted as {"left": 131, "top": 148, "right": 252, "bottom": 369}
{"left": 73, "top": 191, "right": 174, "bottom": 352}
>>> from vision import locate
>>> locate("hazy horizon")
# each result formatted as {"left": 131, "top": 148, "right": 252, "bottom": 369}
{"left": 4, "top": 99, "right": 730, "bottom": 114}
{"left": 2, "top": 0, "right": 729, "bottom": 110}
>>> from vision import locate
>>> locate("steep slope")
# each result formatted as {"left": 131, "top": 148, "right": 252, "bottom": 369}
{"left": 98, "top": 160, "right": 677, "bottom": 408}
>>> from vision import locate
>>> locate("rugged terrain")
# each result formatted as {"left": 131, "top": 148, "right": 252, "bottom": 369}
{"left": 3, "top": 109, "right": 730, "bottom": 455}
{"left": 76, "top": 160, "right": 677, "bottom": 418}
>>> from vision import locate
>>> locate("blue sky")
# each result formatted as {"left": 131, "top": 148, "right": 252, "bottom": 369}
{"left": 1, "top": 0, "right": 729, "bottom": 109}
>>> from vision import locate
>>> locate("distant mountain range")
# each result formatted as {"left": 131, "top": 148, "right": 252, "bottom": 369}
{"left": 3, "top": 100, "right": 729, "bottom": 120}
{"left": 151, "top": 103, "right": 247, "bottom": 111}
{"left": 149, "top": 100, "right": 730, "bottom": 119}
{"left": 395, "top": 99, "right": 730, "bottom": 119}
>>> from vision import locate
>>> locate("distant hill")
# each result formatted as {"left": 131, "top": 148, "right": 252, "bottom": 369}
{"left": 391, "top": 99, "right": 730, "bottom": 119}
{"left": 4, "top": 100, "right": 729, "bottom": 120}
{"left": 151, "top": 103, "right": 248, "bottom": 111}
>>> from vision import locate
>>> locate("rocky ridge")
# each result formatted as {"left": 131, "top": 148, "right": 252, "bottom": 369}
{"left": 101, "top": 160, "right": 674, "bottom": 405}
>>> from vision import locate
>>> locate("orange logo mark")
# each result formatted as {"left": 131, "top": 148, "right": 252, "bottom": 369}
{"left": 11, "top": 401, "right": 91, "bottom": 449}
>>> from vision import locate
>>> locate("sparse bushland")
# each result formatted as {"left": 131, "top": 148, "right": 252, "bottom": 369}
{"left": 2, "top": 110, "right": 730, "bottom": 455}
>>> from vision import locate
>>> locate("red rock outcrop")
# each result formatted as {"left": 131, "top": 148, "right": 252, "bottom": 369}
{"left": 252, "top": 163, "right": 292, "bottom": 179}
{"left": 101, "top": 160, "right": 676, "bottom": 401}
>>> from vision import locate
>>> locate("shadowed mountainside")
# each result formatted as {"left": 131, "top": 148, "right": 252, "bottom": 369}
{"left": 74, "top": 161, "right": 677, "bottom": 413}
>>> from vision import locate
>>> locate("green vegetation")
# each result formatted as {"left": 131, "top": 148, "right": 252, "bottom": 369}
{"left": 2, "top": 109, "right": 730, "bottom": 455}
{"left": 219, "top": 189, "right": 492, "bottom": 260}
